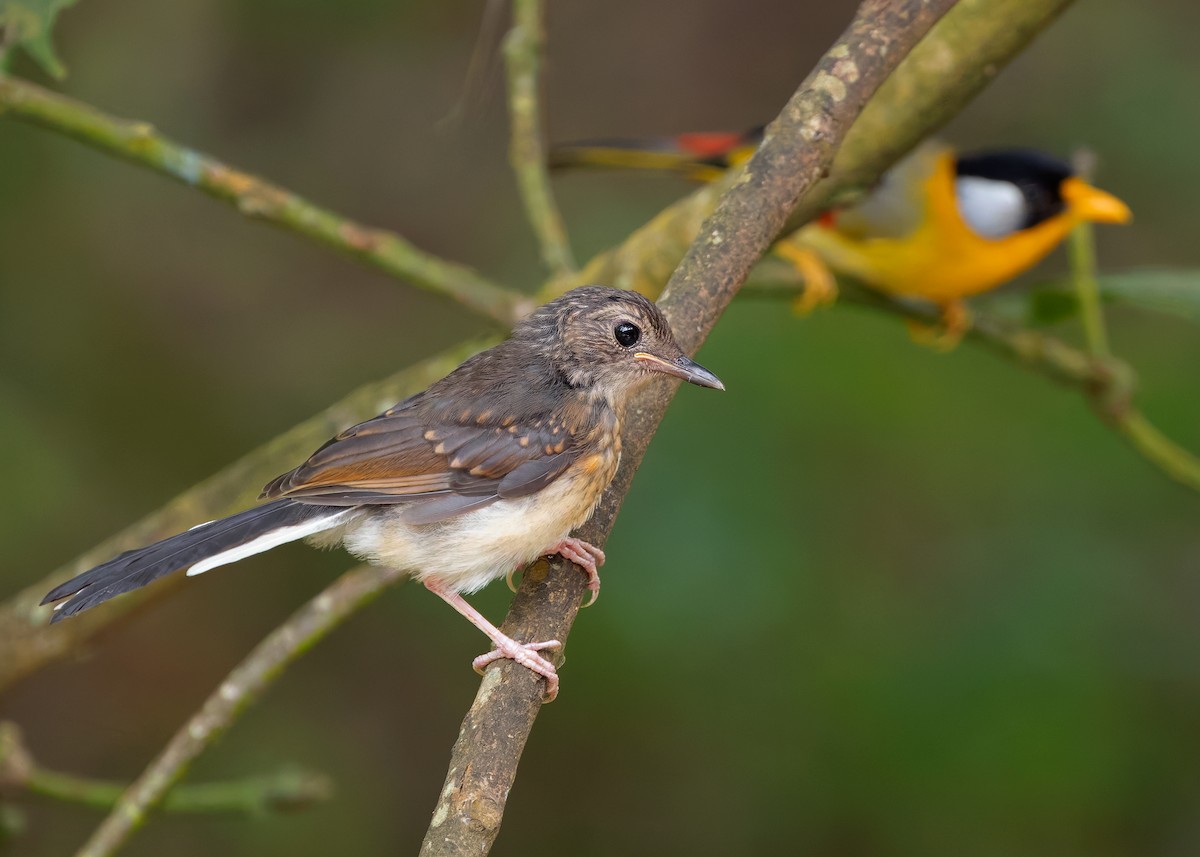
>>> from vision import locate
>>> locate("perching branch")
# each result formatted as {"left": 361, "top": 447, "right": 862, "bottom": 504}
{"left": 0, "top": 75, "right": 526, "bottom": 326}
{"left": 0, "top": 339, "right": 494, "bottom": 695}
{"left": 73, "top": 564, "right": 404, "bottom": 857}
{"left": 0, "top": 723, "right": 330, "bottom": 816}
{"left": 419, "top": 2, "right": 958, "bottom": 854}
{"left": 504, "top": 0, "right": 575, "bottom": 278}
{"left": 744, "top": 267, "right": 1130, "bottom": 392}
{"left": 745, "top": 269, "right": 1200, "bottom": 493}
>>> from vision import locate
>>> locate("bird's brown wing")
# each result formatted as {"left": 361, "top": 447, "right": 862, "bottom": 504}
{"left": 259, "top": 401, "right": 582, "bottom": 524}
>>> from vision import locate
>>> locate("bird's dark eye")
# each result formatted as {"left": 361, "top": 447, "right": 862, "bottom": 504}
{"left": 613, "top": 322, "right": 641, "bottom": 348}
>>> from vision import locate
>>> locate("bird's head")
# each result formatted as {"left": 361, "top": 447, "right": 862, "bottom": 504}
{"left": 954, "top": 149, "right": 1131, "bottom": 239}
{"left": 516, "top": 286, "right": 724, "bottom": 401}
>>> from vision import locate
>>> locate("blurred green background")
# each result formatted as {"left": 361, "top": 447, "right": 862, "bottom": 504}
{"left": 3, "top": 0, "right": 1200, "bottom": 854}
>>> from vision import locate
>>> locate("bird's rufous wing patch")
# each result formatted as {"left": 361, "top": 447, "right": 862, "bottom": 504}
{"left": 259, "top": 403, "right": 582, "bottom": 520}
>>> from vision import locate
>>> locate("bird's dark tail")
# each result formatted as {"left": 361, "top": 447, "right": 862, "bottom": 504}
{"left": 549, "top": 128, "right": 764, "bottom": 180}
{"left": 548, "top": 137, "right": 706, "bottom": 173}
{"left": 42, "top": 500, "right": 351, "bottom": 622}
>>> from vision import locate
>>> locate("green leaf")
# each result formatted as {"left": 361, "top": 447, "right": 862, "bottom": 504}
{"left": 0, "top": 0, "right": 80, "bottom": 79}
{"left": 1087, "top": 269, "right": 1200, "bottom": 324}
{"left": 1042, "top": 269, "right": 1200, "bottom": 325}
{"left": 984, "top": 269, "right": 1200, "bottom": 328}
{"left": 1027, "top": 289, "right": 1081, "bottom": 326}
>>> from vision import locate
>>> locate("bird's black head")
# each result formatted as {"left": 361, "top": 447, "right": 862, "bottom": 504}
{"left": 515, "top": 286, "right": 724, "bottom": 400}
{"left": 955, "top": 149, "right": 1075, "bottom": 231}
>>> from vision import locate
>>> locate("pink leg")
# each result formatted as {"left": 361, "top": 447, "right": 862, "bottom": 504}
{"left": 424, "top": 577, "right": 562, "bottom": 701}
{"left": 546, "top": 537, "right": 606, "bottom": 607}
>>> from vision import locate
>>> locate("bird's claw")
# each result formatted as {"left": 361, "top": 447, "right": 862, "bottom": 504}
{"left": 907, "top": 300, "right": 971, "bottom": 351}
{"left": 472, "top": 638, "right": 563, "bottom": 701}
{"left": 547, "top": 537, "right": 605, "bottom": 607}
{"left": 773, "top": 242, "right": 839, "bottom": 315}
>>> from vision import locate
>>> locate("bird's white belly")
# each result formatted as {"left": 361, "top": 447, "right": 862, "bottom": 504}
{"left": 334, "top": 475, "right": 601, "bottom": 594}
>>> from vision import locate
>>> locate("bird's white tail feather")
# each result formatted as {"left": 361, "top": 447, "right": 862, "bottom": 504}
{"left": 186, "top": 511, "right": 351, "bottom": 577}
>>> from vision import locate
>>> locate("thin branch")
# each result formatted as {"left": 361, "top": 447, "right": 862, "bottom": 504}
{"left": 1118, "top": 412, "right": 1200, "bottom": 493}
{"left": 419, "top": 2, "right": 957, "bottom": 854}
{"left": 73, "top": 564, "right": 403, "bottom": 857}
{"left": 1058, "top": 207, "right": 1200, "bottom": 489}
{"left": 744, "top": 269, "right": 1128, "bottom": 395}
{"left": 746, "top": 270, "right": 1200, "bottom": 493}
{"left": 0, "top": 723, "right": 330, "bottom": 815}
{"left": 30, "top": 767, "right": 330, "bottom": 815}
{"left": 1069, "top": 222, "right": 1110, "bottom": 356}
{"left": 503, "top": 0, "right": 575, "bottom": 277}
{"left": 0, "top": 339, "right": 494, "bottom": 695}
{"left": 0, "top": 74, "right": 526, "bottom": 326}
{"left": 1067, "top": 151, "right": 1112, "bottom": 358}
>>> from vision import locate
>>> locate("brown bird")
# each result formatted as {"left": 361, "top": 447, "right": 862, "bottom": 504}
{"left": 42, "top": 286, "right": 723, "bottom": 699}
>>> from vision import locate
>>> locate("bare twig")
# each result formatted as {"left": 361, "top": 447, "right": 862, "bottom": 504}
{"left": 0, "top": 340, "right": 494, "bottom": 695}
{"left": 1067, "top": 150, "right": 1111, "bottom": 357}
{"left": 0, "top": 75, "right": 526, "bottom": 326}
{"left": 504, "top": 0, "right": 575, "bottom": 277}
{"left": 419, "top": 2, "right": 958, "bottom": 854}
{"left": 1069, "top": 225, "right": 1109, "bottom": 356}
{"left": 1118, "top": 412, "right": 1200, "bottom": 493}
{"left": 73, "top": 564, "right": 403, "bottom": 857}
{"left": 0, "top": 722, "right": 330, "bottom": 815}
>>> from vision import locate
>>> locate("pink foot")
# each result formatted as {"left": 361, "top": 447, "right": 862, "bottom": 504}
{"left": 424, "top": 577, "right": 564, "bottom": 701}
{"left": 472, "top": 638, "right": 562, "bottom": 701}
{"left": 546, "top": 537, "right": 605, "bottom": 607}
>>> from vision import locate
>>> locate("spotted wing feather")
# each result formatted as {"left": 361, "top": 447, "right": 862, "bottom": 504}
{"left": 260, "top": 401, "right": 584, "bottom": 523}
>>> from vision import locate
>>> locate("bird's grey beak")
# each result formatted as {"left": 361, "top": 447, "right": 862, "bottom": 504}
{"left": 634, "top": 352, "right": 725, "bottom": 391}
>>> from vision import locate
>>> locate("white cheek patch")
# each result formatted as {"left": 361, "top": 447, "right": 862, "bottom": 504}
{"left": 955, "top": 176, "right": 1028, "bottom": 239}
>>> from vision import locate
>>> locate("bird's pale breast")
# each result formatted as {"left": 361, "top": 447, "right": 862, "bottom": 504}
{"left": 333, "top": 413, "right": 621, "bottom": 594}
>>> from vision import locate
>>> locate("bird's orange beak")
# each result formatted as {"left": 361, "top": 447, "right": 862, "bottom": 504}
{"left": 634, "top": 352, "right": 725, "bottom": 390}
{"left": 1061, "top": 177, "right": 1132, "bottom": 225}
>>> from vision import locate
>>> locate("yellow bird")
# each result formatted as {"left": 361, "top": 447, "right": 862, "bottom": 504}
{"left": 551, "top": 132, "right": 1132, "bottom": 344}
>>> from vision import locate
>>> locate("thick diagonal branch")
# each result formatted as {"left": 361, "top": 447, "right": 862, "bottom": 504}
{"left": 418, "top": 2, "right": 958, "bottom": 854}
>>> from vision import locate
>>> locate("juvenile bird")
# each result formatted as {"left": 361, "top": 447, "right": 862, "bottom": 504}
{"left": 42, "top": 286, "right": 724, "bottom": 700}
{"left": 552, "top": 133, "right": 1131, "bottom": 344}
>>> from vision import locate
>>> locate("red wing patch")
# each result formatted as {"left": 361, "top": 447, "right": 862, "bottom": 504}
{"left": 817, "top": 209, "right": 839, "bottom": 229}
